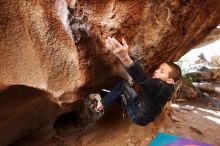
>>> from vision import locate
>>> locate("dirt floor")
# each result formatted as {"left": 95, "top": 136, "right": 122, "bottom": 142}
{"left": 166, "top": 91, "right": 220, "bottom": 146}
{"left": 13, "top": 92, "right": 220, "bottom": 146}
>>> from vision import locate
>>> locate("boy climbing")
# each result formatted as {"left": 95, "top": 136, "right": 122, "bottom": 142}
{"left": 84, "top": 37, "right": 182, "bottom": 126}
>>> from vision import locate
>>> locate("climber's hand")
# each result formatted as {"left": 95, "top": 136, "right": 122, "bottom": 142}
{"left": 105, "top": 37, "right": 133, "bottom": 67}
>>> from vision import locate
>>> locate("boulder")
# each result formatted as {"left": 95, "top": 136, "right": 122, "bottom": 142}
{"left": 0, "top": 0, "right": 220, "bottom": 145}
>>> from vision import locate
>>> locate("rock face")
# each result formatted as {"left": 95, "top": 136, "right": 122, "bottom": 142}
{"left": 0, "top": 1, "right": 81, "bottom": 145}
{"left": 196, "top": 28, "right": 220, "bottom": 48}
{"left": 0, "top": 0, "right": 220, "bottom": 145}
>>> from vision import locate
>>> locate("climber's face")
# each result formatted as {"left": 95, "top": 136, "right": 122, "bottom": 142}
{"left": 152, "top": 63, "right": 174, "bottom": 84}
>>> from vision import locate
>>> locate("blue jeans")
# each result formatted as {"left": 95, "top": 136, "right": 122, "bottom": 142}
{"left": 101, "top": 80, "right": 142, "bottom": 124}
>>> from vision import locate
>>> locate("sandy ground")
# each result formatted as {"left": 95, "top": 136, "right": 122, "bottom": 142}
{"left": 13, "top": 92, "right": 220, "bottom": 146}
{"left": 165, "top": 93, "right": 220, "bottom": 146}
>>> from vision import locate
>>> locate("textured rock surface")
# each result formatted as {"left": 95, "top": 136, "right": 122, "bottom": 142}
{"left": 0, "top": 0, "right": 220, "bottom": 145}
{"left": 196, "top": 28, "right": 220, "bottom": 48}
{"left": 70, "top": 0, "right": 220, "bottom": 72}
{"left": 0, "top": 85, "right": 60, "bottom": 145}
{"left": 0, "top": 1, "right": 81, "bottom": 145}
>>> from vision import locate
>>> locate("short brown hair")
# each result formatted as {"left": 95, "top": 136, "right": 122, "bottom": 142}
{"left": 165, "top": 62, "right": 182, "bottom": 82}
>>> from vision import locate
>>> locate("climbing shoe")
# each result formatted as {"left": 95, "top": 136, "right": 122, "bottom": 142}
{"left": 83, "top": 97, "right": 104, "bottom": 122}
